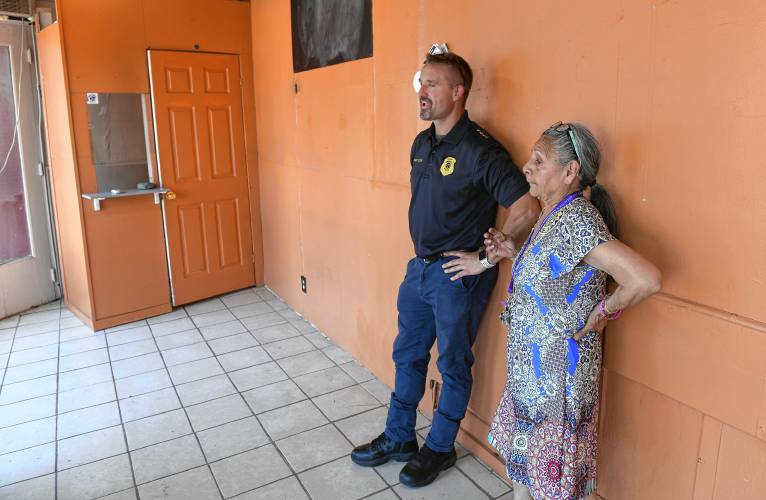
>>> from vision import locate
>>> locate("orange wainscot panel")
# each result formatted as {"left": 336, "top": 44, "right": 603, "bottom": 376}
{"left": 712, "top": 425, "right": 766, "bottom": 499}
{"left": 598, "top": 370, "right": 702, "bottom": 499}
{"left": 605, "top": 296, "right": 766, "bottom": 438}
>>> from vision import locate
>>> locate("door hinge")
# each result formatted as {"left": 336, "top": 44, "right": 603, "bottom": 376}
{"left": 50, "top": 268, "right": 57, "bottom": 283}
{"left": 37, "top": 162, "right": 44, "bottom": 176}
{"left": 26, "top": 48, "right": 32, "bottom": 65}
{"left": 240, "top": 77, "right": 244, "bottom": 88}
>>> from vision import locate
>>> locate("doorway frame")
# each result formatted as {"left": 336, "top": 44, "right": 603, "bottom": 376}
{"left": 146, "top": 48, "right": 257, "bottom": 306}
{"left": 0, "top": 19, "right": 60, "bottom": 318}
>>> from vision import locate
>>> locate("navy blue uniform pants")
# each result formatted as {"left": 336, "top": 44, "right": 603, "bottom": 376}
{"left": 384, "top": 257, "right": 499, "bottom": 452}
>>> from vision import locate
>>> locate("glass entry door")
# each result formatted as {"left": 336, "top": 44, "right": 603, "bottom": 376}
{"left": 0, "top": 20, "right": 57, "bottom": 318}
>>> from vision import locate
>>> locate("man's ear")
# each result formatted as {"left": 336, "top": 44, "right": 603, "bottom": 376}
{"left": 453, "top": 84, "right": 465, "bottom": 102}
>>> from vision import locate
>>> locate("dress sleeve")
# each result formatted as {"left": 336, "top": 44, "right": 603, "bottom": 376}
{"left": 548, "top": 200, "right": 615, "bottom": 279}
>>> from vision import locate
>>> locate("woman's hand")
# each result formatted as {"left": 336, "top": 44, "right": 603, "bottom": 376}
{"left": 574, "top": 306, "right": 607, "bottom": 341}
{"left": 441, "top": 251, "right": 485, "bottom": 280}
{"left": 483, "top": 228, "right": 517, "bottom": 262}
{"left": 571, "top": 240, "right": 663, "bottom": 342}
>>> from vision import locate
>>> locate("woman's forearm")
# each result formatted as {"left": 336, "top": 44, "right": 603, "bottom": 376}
{"left": 584, "top": 240, "right": 662, "bottom": 316}
{"left": 604, "top": 277, "right": 660, "bottom": 315}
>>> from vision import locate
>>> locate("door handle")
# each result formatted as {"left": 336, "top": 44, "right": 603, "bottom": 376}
{"left": 164, "top": 191, "right": 177, "bottom": 201}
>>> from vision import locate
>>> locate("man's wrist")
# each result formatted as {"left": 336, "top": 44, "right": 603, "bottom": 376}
{"left": 478, "top": 249, "right": 495, "bottom": 269}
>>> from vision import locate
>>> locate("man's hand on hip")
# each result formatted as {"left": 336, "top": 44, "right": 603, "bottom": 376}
{"left": 441, "top": 251, "right": 485, "bottom": 280}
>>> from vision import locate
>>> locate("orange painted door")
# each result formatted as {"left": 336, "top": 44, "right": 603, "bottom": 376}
{"left": 148, "top": 50, "right": 254, "bottom": 305}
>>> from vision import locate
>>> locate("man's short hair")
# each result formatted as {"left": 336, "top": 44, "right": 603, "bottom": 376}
{"left": 424, "top": 52, "right": 473, "bottom": 101}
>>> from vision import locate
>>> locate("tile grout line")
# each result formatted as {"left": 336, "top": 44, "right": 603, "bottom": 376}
{"left": 92, "top": 485, "right": 138, "bottom": 500}
{"left": 142, "top": 290, "right": 312, "bottom": 498}
{"left": 218, "top": 295, "right": 315, "bottom": 500}
{"left": 2, "top": 294, "right": 267, "bottom": 493}
{"left": 101, "top": 318, "right": 141, "bottom": 500}
{"left": 451, "top": 458, "right": 501, "bottom": 499}
{"left": 265, "top": 288, "right": 408, "bottom": 500}
{"left": 54, "top": 302, "right": 62, "bottom": 500}
{"left": 178, "top": 290, "right": 307, "bottom": 490}
{"left": 94, "top": 370, "right": 391, "bottom": 493}
{"left": 358, "top": 486, "right": 401, "bottom": 499}
{"left": 4, "top": 296, "right": 313, "bottom": 375}
{"left": 182, "top": 293, "right": 314, "bottom": 499}
{"left": 456, "top": 453, "right": 514, "bottom": 499}
{"left": 11, "top": 400, "right": 416, "bottom": 495}
{"left": 0, "top": 319, "right": 19, "bottom": 398}
{"left": 7, "top": 405, "right": 298, "bottom": 488}
{"left": 141, "top": 305, "right": 228, "bottom": 500}
{"left": 6, "top": 295, "right": 274, "bottom": 354}
{"left": 2, "top": 336, "right": 378, "bottom": 473}
{"left": 276, "top": 381, "right": 388, "bottom": 497}
{"left": 228, "top": 290, "right": 393, "bottom": 499}
{"left": 0, "top": 305, "right": 61, "bottom": 492}
{"left": 0, "top": 334, "right": 339, "bottom": 434}
{"left": 260, "top": 288, "right": 400, "bottom": 499}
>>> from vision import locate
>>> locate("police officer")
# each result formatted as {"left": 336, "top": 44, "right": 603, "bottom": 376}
{"left": 351, "top": 51, "right": 538, "bottom": 487}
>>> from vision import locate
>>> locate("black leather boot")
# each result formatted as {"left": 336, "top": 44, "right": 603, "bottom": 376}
{"left": 399, "top": 444, "right": 457, "bottom": 487}
{"left": 350, "top": 432, "right": 418, "bottom": 467}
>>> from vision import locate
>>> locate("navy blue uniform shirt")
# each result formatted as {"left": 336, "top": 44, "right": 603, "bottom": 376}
{"left": 408, "top": 112, "right": 529, "bottom": 257}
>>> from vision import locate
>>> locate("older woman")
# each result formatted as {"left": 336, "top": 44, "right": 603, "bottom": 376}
{"left": 484, "top": 122, "right": 661, "bottom": 500}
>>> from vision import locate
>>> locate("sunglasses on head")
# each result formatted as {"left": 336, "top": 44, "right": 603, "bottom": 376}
{"left": 549, "top": 121, "right": 583, "bottom": 166}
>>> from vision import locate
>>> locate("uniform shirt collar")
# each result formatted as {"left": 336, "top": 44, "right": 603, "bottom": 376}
{"left": 429, "top": 111, "right": 471, "bottom": 146}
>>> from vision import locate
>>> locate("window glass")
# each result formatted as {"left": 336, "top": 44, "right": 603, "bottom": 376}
{"left": 0, "top": 45, "right": 32, "bottom": 264}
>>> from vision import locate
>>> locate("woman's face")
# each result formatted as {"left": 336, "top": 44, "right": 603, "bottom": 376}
{"left": 522, "top": 136, "right": 577, "bottom": 203}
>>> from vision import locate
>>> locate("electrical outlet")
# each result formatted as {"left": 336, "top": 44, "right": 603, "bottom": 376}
{"left": 300, "top": 275, "right": 307, "bottom": 293}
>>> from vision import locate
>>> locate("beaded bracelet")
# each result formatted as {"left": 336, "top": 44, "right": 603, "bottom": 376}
{"left": 598, "top": 297, "right": 623, "bottom": 320}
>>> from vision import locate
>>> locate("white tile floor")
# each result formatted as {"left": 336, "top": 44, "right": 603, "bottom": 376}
{"left": 0, "top": 287, "right": 513, "bottom": 499}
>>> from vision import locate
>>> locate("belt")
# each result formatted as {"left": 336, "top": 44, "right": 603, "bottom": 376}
{"left": 419, "top": 248, "right": 478, "bottom": 264}
{"left": 419, "top": 252, "right": 443, "bottom": 264}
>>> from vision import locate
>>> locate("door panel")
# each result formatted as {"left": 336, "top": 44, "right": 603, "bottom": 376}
{"left": 0, "top": 22, "right": 57, "bottom": 317}
{"left": 178, "top": 203, "right": 208, "bottom": 277}
{"left": 165, "top": 67, "right": 193, "bottom": 93}
{"left": 215, "top": 199, "right": 242, "bottom": 269}
{"left": 168, "top": 107, "right": 201, "bottom": 182}
{"left": 149, "top": 50, "right": 254, "bottom": 305}
{"left": 204, "top": 68, "right": 229, "bottom": 93}
{"left": 208, "top": 107, "right": 235, "bottom": 178}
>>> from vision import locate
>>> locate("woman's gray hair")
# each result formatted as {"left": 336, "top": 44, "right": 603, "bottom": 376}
{"left": 542, "top": 123, "right": 620, "bottom": 237}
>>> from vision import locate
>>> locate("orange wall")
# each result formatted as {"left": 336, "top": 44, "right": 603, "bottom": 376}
{"left": 37, "top": 22, "right": 93, "bottom": 322}
{"left": 38, "top": 0, "right": 265, "bottom": 329}
{"left": 251, "top": 1, "right": 766, "bottom": 498}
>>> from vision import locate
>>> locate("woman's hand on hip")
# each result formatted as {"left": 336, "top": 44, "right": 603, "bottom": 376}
{"left": 574, "top": 306, "right": 607, "bottom": 341}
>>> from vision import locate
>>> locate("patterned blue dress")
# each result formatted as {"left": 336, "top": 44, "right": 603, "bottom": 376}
{"left": 488, "top": 196, "right": 614, "bottom": 500}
